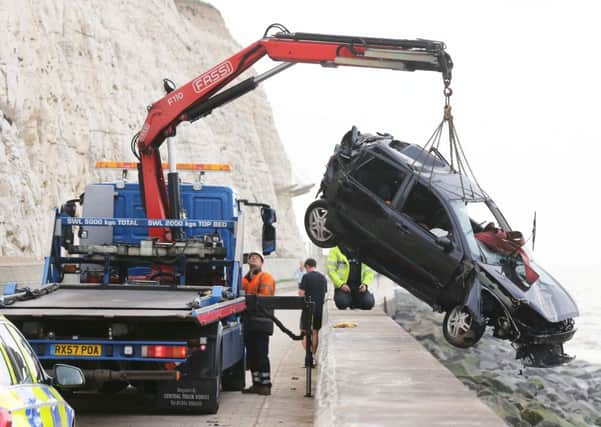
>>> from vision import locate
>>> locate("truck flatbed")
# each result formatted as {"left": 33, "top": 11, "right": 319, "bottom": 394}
{"left": 0, "top": 285, "right": 246, "bottom": 321}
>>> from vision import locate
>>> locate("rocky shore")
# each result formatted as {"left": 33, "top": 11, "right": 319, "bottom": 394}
{"left": 390, "top": 289, "right": 601, "bottom": 427}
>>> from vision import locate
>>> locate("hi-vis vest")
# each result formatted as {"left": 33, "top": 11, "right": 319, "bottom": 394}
{"left": 327, "top": 247, "right": 374, "bottom": 289}
{"left": 242, "top": 270, "right": 276, "bottom": 335}
{"left": 242, "top": 271, "right": 275, "bottom": 296}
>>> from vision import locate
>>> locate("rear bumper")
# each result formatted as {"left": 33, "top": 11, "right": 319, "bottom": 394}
{"left": 81, "top": 369, "right": 179, "bottom": 383}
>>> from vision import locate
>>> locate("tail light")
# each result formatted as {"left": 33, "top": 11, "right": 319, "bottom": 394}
{"left": 140, "top": 345, "right": 187, "bottom": 358}
{"left": 0, "top": 409, "right": 12, "bottom": 427}
{"left": 63, "top": 264, "right": 77, "bottom": 273}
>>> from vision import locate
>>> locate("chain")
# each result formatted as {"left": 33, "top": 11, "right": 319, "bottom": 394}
{"left": 443, "top": 79, "right": 453, "bottom": 120}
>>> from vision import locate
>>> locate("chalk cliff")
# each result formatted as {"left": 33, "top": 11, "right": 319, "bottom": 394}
{"left": 0, "top": 0, "right": 304, "bottom": 257}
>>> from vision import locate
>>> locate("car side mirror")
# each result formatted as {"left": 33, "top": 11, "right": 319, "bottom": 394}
{"left": 261, "top": 207, "right": 276, "bottom": 226}
{"left": 435, "top": 236, "right": 453, "bottom": 252}
{"left": 261, "top": 207, "right": 276, "bottom": 255}
{"left": 53, "top": 364, "right": 85, "bottom": 388}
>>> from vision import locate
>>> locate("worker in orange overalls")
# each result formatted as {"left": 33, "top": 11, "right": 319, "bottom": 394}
{"left": 241, "top": 250, "right": 276, "bottom": 396}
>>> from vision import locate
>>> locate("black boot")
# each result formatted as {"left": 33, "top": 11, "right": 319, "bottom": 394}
{"left": 242, "top": 384, "right": 260, "bottom": 394}
{"left": 255, "top": 384, "right": 271, "bottom": 396}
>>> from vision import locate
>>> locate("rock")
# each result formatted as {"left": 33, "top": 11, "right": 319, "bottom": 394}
{"left": 504, "top": 416, "right": 531, "bottom": 427}
{"left": 390, "top": 296, "right": 601, "bottom": 427}
{"left": 477, "top": 375, "right": 514, "bottom": 394}
{"left": 0, "top": 1, "right": 305, "bottom": 258}
{"left": 516, "top": 382, "right": 536, "bottom": 399}
{"left": 537, "top": 422, "right": 562, "bottom": 427}
{"left": 521, "top": 408, "right": 544, "bottom": 425}
{"left": 528, "top": 377, "right": 545, "bottom": 391}
{"left": 481, "top": 395, "right": 521, "bottom": 420}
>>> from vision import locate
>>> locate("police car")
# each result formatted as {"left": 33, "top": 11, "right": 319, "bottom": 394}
{"left": 0, "top": 315, "right": 84, "bottom": 426}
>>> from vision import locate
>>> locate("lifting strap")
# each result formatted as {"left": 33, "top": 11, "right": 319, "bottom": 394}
{"left": 411, "top": 82, "right": 487, "bottom": 201}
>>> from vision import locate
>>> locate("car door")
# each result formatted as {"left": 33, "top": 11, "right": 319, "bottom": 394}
{"left": 336, "top": 154, "right": 409, "bottom": 255}
{"left": 0, "top": 321, "right": 74, "bottom": 426}
{"left": 390, "top": 179, "right": 464, "bottom": 288}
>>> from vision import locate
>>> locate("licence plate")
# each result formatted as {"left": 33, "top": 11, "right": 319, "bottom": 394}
{"left": 53, "top": 344, "right": 102, "bottom": 357}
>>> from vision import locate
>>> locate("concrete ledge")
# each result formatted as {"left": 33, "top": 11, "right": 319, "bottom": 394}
{"left": 315, "top": 302, "right": 507, "bottom": 426}
{"left": 0, "top": 257, "right": 43, "bottom": 289}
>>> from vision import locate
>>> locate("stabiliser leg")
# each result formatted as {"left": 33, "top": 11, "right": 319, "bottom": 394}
{"left": 245, "top": 295, "right": 315, "bottom": 397}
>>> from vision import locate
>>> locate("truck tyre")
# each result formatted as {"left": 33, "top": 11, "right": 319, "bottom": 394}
{"left": 203, "top": 341, "right": 222, "bottom": 414}
{"left": 305, "top": 199, "right": 337, "bottom": 248}
{"left": 443, "top": 305, "right": 485, "bottom": 348}
{"left": 221, "top": 357, "right": 245, "bottom": 391}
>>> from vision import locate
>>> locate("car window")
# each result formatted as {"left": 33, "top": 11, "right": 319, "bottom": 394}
{"left": 351, "top": 157, "right": 407, "bottom": 204}
{"left": 400, "top": 182, "right": 453, "bottom": 237}
{"left": 0, "top": 344, "right": 13, "bottom": 386}
{"left": 6, "top": 324, "right": 43, "bottom": 383}
{"left": 0, "top": 324, "right": 33, "bottom": 384}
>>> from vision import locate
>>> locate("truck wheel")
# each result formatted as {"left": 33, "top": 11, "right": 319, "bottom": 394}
{"left": 305, "top": 200, "right": 336, "bottom": 248}
{"left": 443, "top": 306, "right": 485, "bottom": 348}
{"left": 203, "top": 343, "right": 222, "bottom": 414}
{"left": 221, "top": 358, "right": 245, "bottom": 391}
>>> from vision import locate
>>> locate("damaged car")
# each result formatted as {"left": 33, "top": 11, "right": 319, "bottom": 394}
{"left": 305, "top": 126, "right": 579, "bottom": 367}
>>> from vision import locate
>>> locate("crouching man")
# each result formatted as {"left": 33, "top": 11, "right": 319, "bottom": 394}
{"left": 327, "top": 246, "right": 375, "bottom": 310}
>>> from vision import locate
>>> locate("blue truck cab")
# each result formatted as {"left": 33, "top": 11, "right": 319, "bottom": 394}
{"left": 0, "top": 179, "right": 277, "bottom": 414}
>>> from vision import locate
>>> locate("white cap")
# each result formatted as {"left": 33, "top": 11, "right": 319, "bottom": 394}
{"left": 248, "top": 250, "right": 264, "bottom": 263}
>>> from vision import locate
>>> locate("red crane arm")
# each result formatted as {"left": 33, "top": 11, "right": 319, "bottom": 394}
{"left": 136, "top": 30, "right": 453, "bottom": 241}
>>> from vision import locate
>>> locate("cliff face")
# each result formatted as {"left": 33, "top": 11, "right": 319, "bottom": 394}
{"left": 0, "top": 0, "right": 304, "bottom": 257}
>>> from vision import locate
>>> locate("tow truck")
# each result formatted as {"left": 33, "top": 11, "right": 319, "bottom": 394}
{"left": 0, "top": 25, "right": 453, "bottom": 413}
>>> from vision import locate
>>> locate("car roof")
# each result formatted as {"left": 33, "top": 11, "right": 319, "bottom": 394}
{"left": 367, "top": 137, "right": 489, "bottom": 202}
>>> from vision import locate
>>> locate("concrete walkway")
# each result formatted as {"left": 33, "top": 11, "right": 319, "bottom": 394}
{"left": 315, "top": 301, "right": 507, "bottom": 427}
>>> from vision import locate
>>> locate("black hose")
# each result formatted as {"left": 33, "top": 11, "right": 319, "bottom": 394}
{"left": 263, "top": 23, "right": 290, "bottom": 38}
{"left": 130, "top": 132, "right": 141, "bottom": 161}
{"left": 256, "top": 305, "right": 304, "bottom": 341}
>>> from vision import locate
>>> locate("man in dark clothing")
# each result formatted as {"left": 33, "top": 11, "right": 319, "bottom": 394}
{"left": 298, "top": 258, "right": 327, "bottom": 361}
{"left": 241, "top": 251, "right": 276, "bottom": 396}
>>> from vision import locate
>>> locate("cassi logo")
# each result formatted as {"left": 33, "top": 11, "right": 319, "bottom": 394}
{"left": 192, "top": 61, "right": 233, "bottom": 93}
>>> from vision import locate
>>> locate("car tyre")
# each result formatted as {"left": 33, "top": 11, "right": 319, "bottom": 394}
{"left": 304, "top": 199, "right": 337, "bottom": 248}
{"left": 443, "top": 305, "right": 485, "bottom": 348}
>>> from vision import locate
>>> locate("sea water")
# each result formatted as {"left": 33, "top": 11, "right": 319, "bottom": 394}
{"left": 565, "top": 281, "right": 601, "bottom": 365}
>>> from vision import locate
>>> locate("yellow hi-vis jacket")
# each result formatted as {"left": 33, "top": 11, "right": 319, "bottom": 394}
{"left": 327, "top": 246, "right": 374, "bottom": 289}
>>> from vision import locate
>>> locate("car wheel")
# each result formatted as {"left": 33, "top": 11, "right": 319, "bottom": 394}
{"left": 304, "top": 200, "right": 337, "bottom": 248}
{"left": 442, "top": 306, "right": 485, "bottom": 348}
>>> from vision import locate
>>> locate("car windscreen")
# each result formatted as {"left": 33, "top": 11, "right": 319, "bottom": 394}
{"left": 452, "top": 200, "right": 533, "bottom": 264}
{"left": 450, "top": 200, "right": 504, "bottom": 262}
{"left": 0, "top": 344, "right": 12, "bottom": 386}
{"left": 0, "top": 324, "right": 33, "bottom": 384}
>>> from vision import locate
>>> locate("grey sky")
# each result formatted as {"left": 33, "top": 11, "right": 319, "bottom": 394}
{"left": 206, "top": 0, "right": 601, "bottom": 290}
